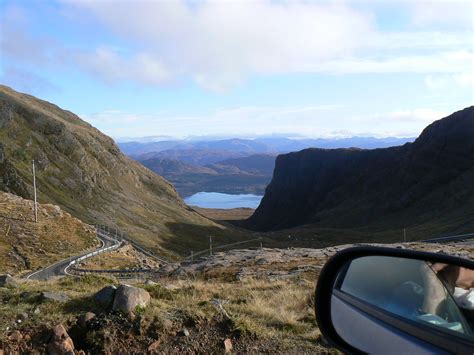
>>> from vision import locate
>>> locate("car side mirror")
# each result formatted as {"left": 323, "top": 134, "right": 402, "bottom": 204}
{"left": 315, "top": 246, "right": 474, "bottom": 354}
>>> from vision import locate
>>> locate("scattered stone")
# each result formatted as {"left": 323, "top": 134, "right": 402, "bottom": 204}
{"left": 8, "top": 331, "right": 23, "bottom": 342}
{"left": 0, "top": 274, "right": 17, "bottom": 288}
{"left": 112, "top": 284, "right": 150, "bottom": 314}
{"left": 94, "top": 285, "right": 117, "bottom": 307}
{"left": 147, "top": 340, "right": 161, "bottom": 352}
{"left": 33, "top": 306, "right": 41, "bottom": 315}
{"left": 178, "top": 328, "right": 190, "bottom": 337}
{"left": 18, "top": 312, "right": 28, "bottom": 321}
{"left": 164, "top": 284, "right": 179, "bottom": 291}
{"left": 41, "top": 292, "right": 70, "bottom": 303}
{"left": 47, "top": 324, "right": 74, "bottom": 355}
{"left": 145, "top": 280, "right": 157, "bottom": 286}
{"left": 20, "top": 291, "right": 34, "bottom": 299}
{"left": 224, "top": 338, "right": 233, "bottom": 353}
{"left": 77, "top": 312, "right": 96, "bottom": 329}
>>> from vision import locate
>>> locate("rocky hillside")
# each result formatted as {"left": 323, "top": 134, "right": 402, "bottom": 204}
{"left": 246, "top": 107, "right": 474, "bottom": 236}
{"left": 0, "top": 85, "right": 245, "bottom": 258}
{"left": 0, "top": 192, "right": 97, "bottom": 275}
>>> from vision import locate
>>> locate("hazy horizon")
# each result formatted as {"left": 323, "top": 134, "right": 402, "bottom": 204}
{"left": 115, "top": 133, "right": 418, "bottom": 143}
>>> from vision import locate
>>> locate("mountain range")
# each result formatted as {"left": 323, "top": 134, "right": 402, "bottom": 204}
{"left": 120, "top": 136, "right": 414, "bottom": 159}
{"left": 245, "top": 107, "right": 474, "bottom": 239}
{"left": 124, "top": 137, "right": 413, "bottom": 197}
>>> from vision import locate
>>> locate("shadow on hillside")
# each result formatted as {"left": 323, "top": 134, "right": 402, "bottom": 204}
{"left": 161, "top": 221, "right": 258, "bottom": 257}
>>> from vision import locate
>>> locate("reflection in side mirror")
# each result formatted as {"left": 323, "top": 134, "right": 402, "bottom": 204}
{"left": 315, "top": 247, "right": 474, "bottom": 354}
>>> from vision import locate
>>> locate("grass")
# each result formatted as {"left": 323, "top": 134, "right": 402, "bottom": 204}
{"left": 0, "top": 272, "right": 331, "bottom": 353}
{"left": 77, "top": 244, "right": 159, "bottom": 270}
{"left": 0, "top": 192, "right": 98, "bottom": 275}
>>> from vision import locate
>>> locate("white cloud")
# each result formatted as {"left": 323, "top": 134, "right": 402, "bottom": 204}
{"left": 317, "top": 50, "right": 474, "bottom": 74}
{"left": 425, "top": 70, "right": 474, "bottom": 91}
{"left": 2, "top": 1, "right": 473, "bottom": 91}
{"left": 62, "top": 0, "right": 376, "bottom": 89}
{"left": 78, "top": 48, "right": 171, "bottom": 85}
{"left": 61, "top": 0, "right": 474, "bottom": 90}
{"left": 410, "top": 0, "right": 474, "bottom": 28}
{"left": 81, "top": 104, "right": 449, "bottom": 139}
{"left": 388, "top": 108, "right": 448, "bottom": 122}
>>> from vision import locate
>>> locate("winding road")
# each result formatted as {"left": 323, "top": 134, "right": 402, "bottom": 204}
{"left": 24, "top": 228, "right": 474, "bottom": 281}
{"left": 25, "top": 230, "right": 120, "bottom": 281}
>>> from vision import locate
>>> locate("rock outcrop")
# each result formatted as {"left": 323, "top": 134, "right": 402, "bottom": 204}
{"left": 246, "top": 107, "right": 474, "bottom": 234}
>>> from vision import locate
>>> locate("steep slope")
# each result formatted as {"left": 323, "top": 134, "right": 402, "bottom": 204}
{"left": 0, "top": 85, "right": 244, "bottom": 258}
{"left": 0, "top": 192, "right": 97, "bottom": 275}
{"left": 246, "top": 107, "right": 474, "bottom": 236}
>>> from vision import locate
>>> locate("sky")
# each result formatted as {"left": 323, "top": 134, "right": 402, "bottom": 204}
{"left": 0, "top": 0, "right": 473, "bottom": 140}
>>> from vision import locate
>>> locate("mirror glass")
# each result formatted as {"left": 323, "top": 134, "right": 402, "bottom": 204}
{"left": 331, "top": 256, "right": 474, "bottom": 345}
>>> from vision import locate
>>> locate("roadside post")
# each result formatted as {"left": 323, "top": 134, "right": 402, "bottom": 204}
{"left": 32, "top": 160, "right": 38, "bottom": 223}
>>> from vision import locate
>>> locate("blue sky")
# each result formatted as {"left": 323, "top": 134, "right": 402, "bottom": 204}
{"left": 0, "top": 0, "right": 472, "bottom": 139}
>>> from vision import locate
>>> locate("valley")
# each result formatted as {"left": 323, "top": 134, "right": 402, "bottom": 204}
{"left": 0, "top": 87, "right": 472, "bottom": 354}
{"left": 1, "top": 1, "right": 472, "bottom": 353}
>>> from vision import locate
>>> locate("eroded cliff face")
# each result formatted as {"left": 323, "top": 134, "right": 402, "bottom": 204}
{"left": 0, "top": 85, "right": 229, "bottom": 257}
{"left": 246, "top": 107, "right": 474, "bottom": 232}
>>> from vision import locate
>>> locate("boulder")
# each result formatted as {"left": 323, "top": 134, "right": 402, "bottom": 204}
{"left": 112, "top": 284, "right": 150, "bottom": 314}
{"left": 0, "top": 274, "right": 17, "bottom": 288}
{"left": 94, "top": 285, "right": 117, "bottom": 307}
{"left": 41, "top": 292, "right": 70, "bottom": 303}
{"left": 145, "top": 280, "right": 157, "bottom": 286}
{"left": 47, "top": 324, "right": 74, "bottom": 355}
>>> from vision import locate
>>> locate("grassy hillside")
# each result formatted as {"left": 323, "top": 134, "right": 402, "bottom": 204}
{"left": 0, "top": 192, "right": 97, "bottom": 275}
{"left": 0, "top": 85, "right": 252, "bottom": 258}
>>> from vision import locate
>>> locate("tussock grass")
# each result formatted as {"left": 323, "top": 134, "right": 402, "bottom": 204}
{"left": 0, "top": 274, "right": 329, "bottom": 352}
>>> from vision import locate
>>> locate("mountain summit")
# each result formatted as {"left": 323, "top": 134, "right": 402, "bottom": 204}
{"left": 245, "top": 107, "right": 474, "bottom": 237}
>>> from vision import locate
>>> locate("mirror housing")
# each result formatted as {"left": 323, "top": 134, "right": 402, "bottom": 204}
{"left": 315, "top": 246, "right": 474, "bottom": 354}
